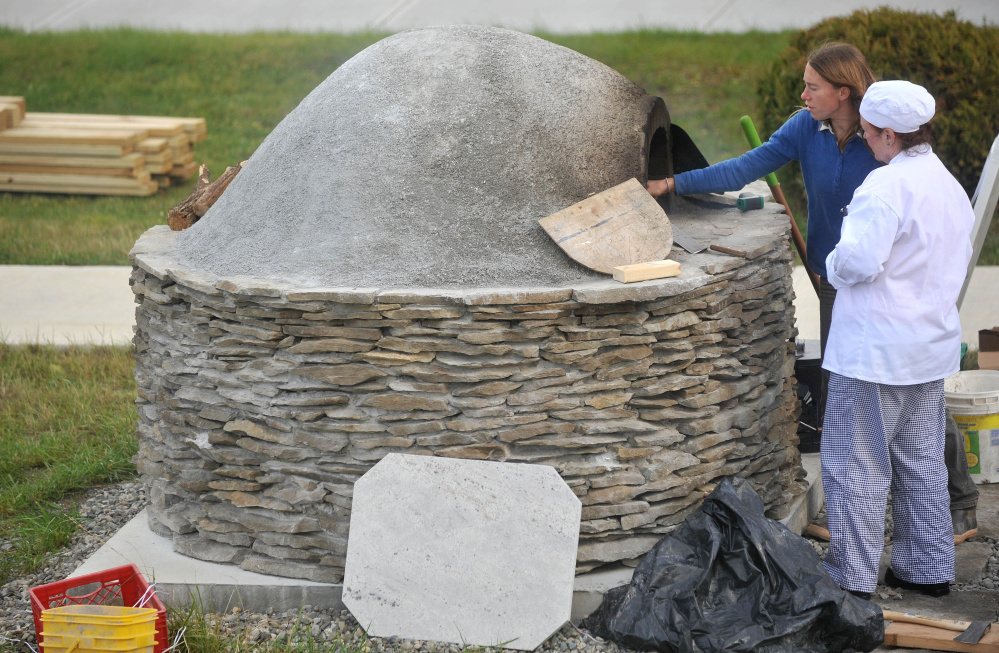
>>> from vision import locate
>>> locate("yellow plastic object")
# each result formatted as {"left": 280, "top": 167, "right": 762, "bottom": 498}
{"left": 40, "top": 605, "right": 158, "bottom": 653}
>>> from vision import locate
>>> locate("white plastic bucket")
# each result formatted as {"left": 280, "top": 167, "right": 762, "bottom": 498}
{"left": 945, "top": 370, "right": 999, "bottom": 483}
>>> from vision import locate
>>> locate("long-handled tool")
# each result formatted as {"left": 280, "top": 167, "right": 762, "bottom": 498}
{"left": 883, "top": 610, "right": 992, "bottom": 645}
{"left": 739, "top": 115, "right": 820, "bottom": 296}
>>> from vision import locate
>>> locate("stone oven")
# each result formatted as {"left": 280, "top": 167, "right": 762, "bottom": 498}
{"left": 131, "top": 25, "right": 806, "bottom": 583}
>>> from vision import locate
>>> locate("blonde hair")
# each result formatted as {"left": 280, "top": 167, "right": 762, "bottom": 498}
{"left": 807, "top": 42, "right": 877, "bottom": 151}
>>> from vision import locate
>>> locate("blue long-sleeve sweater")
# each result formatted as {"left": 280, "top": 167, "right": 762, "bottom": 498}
{"left": 673, "top": 110, "right": 880, "bottom": 278}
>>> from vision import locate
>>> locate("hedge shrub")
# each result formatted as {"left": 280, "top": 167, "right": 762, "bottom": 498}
{"left": 756, "top": 8, "right": 999, "bottom": 222}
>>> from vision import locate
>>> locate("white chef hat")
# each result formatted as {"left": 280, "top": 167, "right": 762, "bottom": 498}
{"left": 860, "top": 80, "right": 935, "bottom": 133}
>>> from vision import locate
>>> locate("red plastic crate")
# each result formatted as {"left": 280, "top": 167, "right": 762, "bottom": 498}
{"left": 29, "top": 564, "right": 168, "bottom": 653}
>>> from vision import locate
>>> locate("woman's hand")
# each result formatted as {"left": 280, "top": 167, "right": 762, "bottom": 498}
{"left": 646, "top": 178, "right": 672, "bottom": 197}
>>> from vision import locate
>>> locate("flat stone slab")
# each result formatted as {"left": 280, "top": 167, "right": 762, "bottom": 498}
{"left": 342, "top": 453, "right": 581, "bottom": 650}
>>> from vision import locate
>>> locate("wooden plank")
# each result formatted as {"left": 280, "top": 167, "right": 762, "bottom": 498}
{"left": 30, "top": 112, "right": 205, "bottom": 137}
{"left": 0, "top": 96, "right": 27, "bottom": 118}
{"left": 168, "top": 134, "right": 191, "bottom": 150}
{"left": 0, "top": 180, "right": 158, "bottom": 196}
{"left": 144, "top": 160, "right": 174, "bottom": 174}
{"left": 884, "top": 621, "right": 999, "bottom": 652}
{"left": 175, "top": 117, "right": 207, "bottom": 141}
{"left": 0, "top": 126, "right": 146, "bottom": 147}
{"left": 0, "top": 152, "right": 144, "bottom": 170}
{"left": 0, "top": 171, "right": 151, "bottom": 187}
{"left": 168, "top": 161, "right": 198, "bottom": 179}
{"left": 21, "top": 115, "right": 185, "bottom": 138}
{"left": 0, "top": 103, "right": 23, "bottom": 129}
{"left": 137, "top": 137, "right": 170, "bottom": 153}
{"left": 0, "top": 164, "right": 142, "bottom": 178}
{"left": 0, "top": 142, "right": 130, "bottom": 157}
{"left": 612, "top": 260, "right": 681, "bottom": 283}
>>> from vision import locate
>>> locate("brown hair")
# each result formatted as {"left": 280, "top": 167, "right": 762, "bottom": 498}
{"left": 869, "top": 122, "right": 934, "bottom": 155}
{"left": 807, "top": 42, "right": 877, "bottom": 151}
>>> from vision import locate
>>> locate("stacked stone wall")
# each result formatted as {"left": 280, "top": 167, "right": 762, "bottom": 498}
{"left": 131, "top": 224, "right": 806, "bottom": 583}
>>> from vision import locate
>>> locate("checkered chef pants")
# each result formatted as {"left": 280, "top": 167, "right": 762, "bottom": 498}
{"left": 821, "top": 373, "right": 954, "bottom": 594}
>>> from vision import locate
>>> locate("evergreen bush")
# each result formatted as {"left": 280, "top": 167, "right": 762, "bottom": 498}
{"left": 756, "top": 8, "right": 999, "bottom": 220}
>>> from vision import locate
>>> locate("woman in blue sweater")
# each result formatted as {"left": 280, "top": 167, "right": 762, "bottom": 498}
{"left": 648, "top": 42, "right": 980, "bottom": 547}
{"left": 649, "top": 43, "right": 878, "bottom": 392}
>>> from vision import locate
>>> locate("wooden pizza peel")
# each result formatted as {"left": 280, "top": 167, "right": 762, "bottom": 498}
{"left": 538, "top": 177, "right": 675, "bottom": 275}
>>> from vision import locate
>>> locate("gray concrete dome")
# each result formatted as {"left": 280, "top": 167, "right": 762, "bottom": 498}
{"left": 176, "top": 25, "right": 670, "bottom": 288}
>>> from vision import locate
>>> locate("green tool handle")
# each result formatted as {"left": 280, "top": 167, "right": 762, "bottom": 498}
{"left": 740, "top": 116, "right": 779, "bottom": 187}
{"left": 740, "top": 114, "right": 820, "bottom": 296}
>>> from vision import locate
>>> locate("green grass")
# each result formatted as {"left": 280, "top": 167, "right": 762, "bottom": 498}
{"left": 0, "top": 344, "right": 137, "bottom": 584}
{"left": 167, "top": 600, "right": 372, "bottom": 653}
{"left": 0, "top": 28, "right": 792, "bottom": 265}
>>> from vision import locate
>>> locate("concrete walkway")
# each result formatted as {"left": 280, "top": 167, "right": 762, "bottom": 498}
{"left": 1, "top": 0, "right": 997, "bottom": 33}
{"left": 2, "top": 264, "right": 996, "bottom": 349}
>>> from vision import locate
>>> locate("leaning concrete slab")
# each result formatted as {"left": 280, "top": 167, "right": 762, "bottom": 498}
{"left": 342, "top": 454, "right": 581, "bottom": 651}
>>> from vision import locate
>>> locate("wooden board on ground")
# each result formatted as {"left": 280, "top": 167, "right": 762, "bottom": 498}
{"left": 168, "top": 161, "right": 198, "bottom": 179}
{"left": 29, "top": 112, "right": 207, "bottom": 141}
{"left": 0, "top": 97, "right": 26, "bottom": 117}
{"left": 0, "top": 97, "right": 205, "bottom": 195}
{"left": 0, "top": 126, "right": 146, "bottom": 148}
{"left": 21, "top": 115, "right": 185, "bottom": 138}
{"left": 0, "top": 179, "right": 158, "bottom": 196}
{"left": 884, "top": 621, "right": 999, "bottom": 652}
{"left": 0, "top": 163, "right": 141, "bottom": 177}
{"left": 0, "top": 142, "right": 131, "bottom": 157}
{"left": 539, "top": 177, "right": 673, "bottom": 275}
{"left": 0, "top": 171, "right": 152, "bottom": 187}
{"left": 0, "top": 152, "right": 144, "bottom": 170}
{"left": 136, "top": 137, "right": 170, "bottom": 154}
{"left": 0, "top": 97, "right": 26, "bottom": 129}
{"left": 613, "top": 260, "right": 681, "bottom": 283}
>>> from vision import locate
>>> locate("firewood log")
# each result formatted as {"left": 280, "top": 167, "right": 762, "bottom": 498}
{"left": 193, "top": 161, "right": 243, "bottom": 216}
{"left": 166, "top": 160, "right": 244, "bottom": 231}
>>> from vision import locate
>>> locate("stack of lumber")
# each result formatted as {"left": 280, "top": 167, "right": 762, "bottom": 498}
{"left": 0, "top": 96, "right": 206, "bottom": 196}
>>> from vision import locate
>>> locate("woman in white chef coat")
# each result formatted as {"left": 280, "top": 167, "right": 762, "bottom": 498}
{"left": 820, "top": 80, "right": 975, "bottom": 600}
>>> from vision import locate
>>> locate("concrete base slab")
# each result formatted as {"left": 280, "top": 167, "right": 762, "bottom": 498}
{"left": 78, "top": 455, "right": 824, "bottom": 622}
{"left": 71, "top": 511, "right": 342, "bottom": 614}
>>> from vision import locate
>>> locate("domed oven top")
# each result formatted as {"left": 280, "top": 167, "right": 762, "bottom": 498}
{"left": 176, "top": 25, "right": 671, "bottom": 289}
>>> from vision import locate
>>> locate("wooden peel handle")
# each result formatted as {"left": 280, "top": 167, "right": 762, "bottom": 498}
{"left": 770, "top": 183, "right": 820, "bottom": 293}
{"left": 882, "top": 609, "right": 975, "bottom": 633}
{"left": 739, "top": 116, "right": 820, "bottom": 296}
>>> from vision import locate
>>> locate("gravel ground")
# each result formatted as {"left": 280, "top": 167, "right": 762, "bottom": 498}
{"left": 0, "top": 482, "right": 626, "bottom": 653}
{"left": 2, "top": 483, "right": 998, "bottom": 653}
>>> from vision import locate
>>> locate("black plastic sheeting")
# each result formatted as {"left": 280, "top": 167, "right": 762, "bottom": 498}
{"left": 581, "top": 475, "right": 884, "bottom": 653}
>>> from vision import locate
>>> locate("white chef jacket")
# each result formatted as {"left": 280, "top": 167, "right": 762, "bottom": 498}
{"left": 823, "top": 147, "right": 974, "bottom": 386}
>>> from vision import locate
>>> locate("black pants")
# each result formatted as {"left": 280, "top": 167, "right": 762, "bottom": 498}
{"left": 818, "top": 277, "right": 978, "bottom": 510}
